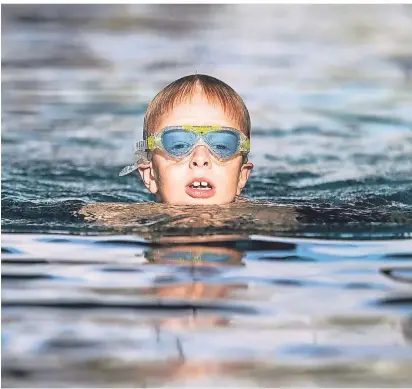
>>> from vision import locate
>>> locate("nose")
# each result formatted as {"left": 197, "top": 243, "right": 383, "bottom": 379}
{"left": 189, "top": 145, "right": 212, "bottom": 169}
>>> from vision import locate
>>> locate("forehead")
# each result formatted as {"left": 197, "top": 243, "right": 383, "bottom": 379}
{"left": 154, "top": 92, "right": 242, "bottom": 133}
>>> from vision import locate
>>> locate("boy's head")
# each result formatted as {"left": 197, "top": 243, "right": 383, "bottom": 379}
{"left": 120, "top": 74, "right": 254, "bottom": 205}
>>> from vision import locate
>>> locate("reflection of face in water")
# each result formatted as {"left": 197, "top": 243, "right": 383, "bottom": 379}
{"left": 141, "top": 243, "right": 247, "bottom": 328}
{"left": 135, "top": 358, "right": 256, "bottom": 387}
{"left": 139, "top": 243, "right": 250, "bottom": 384}
{"left": 145, "top": 244, "right": 245, "bottom": 266}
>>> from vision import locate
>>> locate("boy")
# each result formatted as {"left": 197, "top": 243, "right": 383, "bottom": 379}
{"left": 119, "top": 74, "right": 254, "bottom": 205}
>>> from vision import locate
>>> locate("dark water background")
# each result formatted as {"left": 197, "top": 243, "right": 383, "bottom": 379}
{"left": 2, "top": 4, "right": 412, "bottom": 387}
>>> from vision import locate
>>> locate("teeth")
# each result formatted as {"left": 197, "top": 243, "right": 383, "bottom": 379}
{"left": 190, "top": 180, "right": 212, "bottom": 189}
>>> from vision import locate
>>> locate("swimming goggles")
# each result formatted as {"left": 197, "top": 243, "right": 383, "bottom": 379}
{"left": 119, "top": 125, "right": 250, "bottom": 176}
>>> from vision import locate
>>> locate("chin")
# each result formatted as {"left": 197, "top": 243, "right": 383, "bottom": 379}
{"left": 162, "top": 196, "right": 236, "bottom": 206}
{"left": 157, "top": 187, "right": 237, "bottom": 205}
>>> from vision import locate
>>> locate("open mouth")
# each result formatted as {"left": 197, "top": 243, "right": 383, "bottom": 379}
{"left": 186, "top": 178, "right": 216, "bottom": 199}
{"left": 188, "top": 180, "right": 214, "bottom": 190}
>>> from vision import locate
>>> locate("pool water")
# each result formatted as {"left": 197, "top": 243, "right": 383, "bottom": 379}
{"left": 2, "top": 4, "right": 412, "bottom": 387}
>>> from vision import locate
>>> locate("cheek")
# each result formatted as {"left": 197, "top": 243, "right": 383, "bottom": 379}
{"left": 215, "top": 160, "right": 242, "bottom": 185}
{"left": 153, "top": 158, "right": 186, "bottom": 188}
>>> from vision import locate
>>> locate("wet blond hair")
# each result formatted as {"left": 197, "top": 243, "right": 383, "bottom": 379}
{"left": 143, "top": 74, "right": 251, "bottom": 140}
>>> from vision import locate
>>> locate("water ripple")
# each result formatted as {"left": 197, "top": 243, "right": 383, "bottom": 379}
{"left": 2, "top": 4, "right": 412, "bottom": 387}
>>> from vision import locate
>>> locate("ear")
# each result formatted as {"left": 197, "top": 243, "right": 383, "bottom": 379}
{"left": 236, "top": 161, "right": 254, "bottom": 195}
{"left": 137, "top": 161, "right": 159, "bottom": 194}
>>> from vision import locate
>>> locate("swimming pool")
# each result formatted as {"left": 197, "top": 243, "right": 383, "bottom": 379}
{"left": 2, "top": 4, "right": 412, "bottom": 387}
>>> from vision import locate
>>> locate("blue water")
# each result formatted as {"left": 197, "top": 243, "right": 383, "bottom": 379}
{"left": 2, "top": 4, "right": 412, "bottom": 387}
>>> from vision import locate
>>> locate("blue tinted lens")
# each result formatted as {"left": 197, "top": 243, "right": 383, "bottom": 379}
{"left": 164, "top": 251, "right": 232, "bottom": 263}
{"left": 204, "top": 130, "right": 240, "bottom": 158}
{"left": 162, "top": 129, "right": 197, "bottom": 156}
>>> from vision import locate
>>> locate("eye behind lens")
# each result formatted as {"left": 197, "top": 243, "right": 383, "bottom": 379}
{"left": 166, "top": 144, "right": 192, "bottom": 156}
{"left": 162, "top": 129, "right": 197, "bottom": 156}
{"left": 205, "top": 132, "right": 239, "bottom": 158}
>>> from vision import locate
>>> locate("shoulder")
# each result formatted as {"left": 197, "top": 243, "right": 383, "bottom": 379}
{"left": 77, "top": 201, "right": 167, "bottom": 223}
{"left": 233, "top": 196, "right": 269, "bottom": 205}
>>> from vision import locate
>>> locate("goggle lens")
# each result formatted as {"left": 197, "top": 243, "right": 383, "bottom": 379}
{"left": 162, "top": 129, "right": 197, "bottom": 156}
{"left": 204, "top": 130, "right": 240, "bottom": 159}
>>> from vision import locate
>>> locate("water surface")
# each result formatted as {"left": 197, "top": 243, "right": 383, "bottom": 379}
{"left": 2, "top": 233, "right": 412, "bottom": 387}
{"left": 2, "top": 4, "right": 412, "bottom": 387}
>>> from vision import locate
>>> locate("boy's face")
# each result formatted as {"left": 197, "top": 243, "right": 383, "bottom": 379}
{"left": 138, "top": 91, "right": 254, "bottom": 205}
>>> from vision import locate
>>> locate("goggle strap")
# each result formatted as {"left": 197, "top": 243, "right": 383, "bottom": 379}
{"left": 135, "top": 140, "right": 148, "bottom": 151}
{"left": 119, "top": 163, "right": 137, "bottom": 177}
{"left": 238, "top": 138, "right": 250, "bottom": 153}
